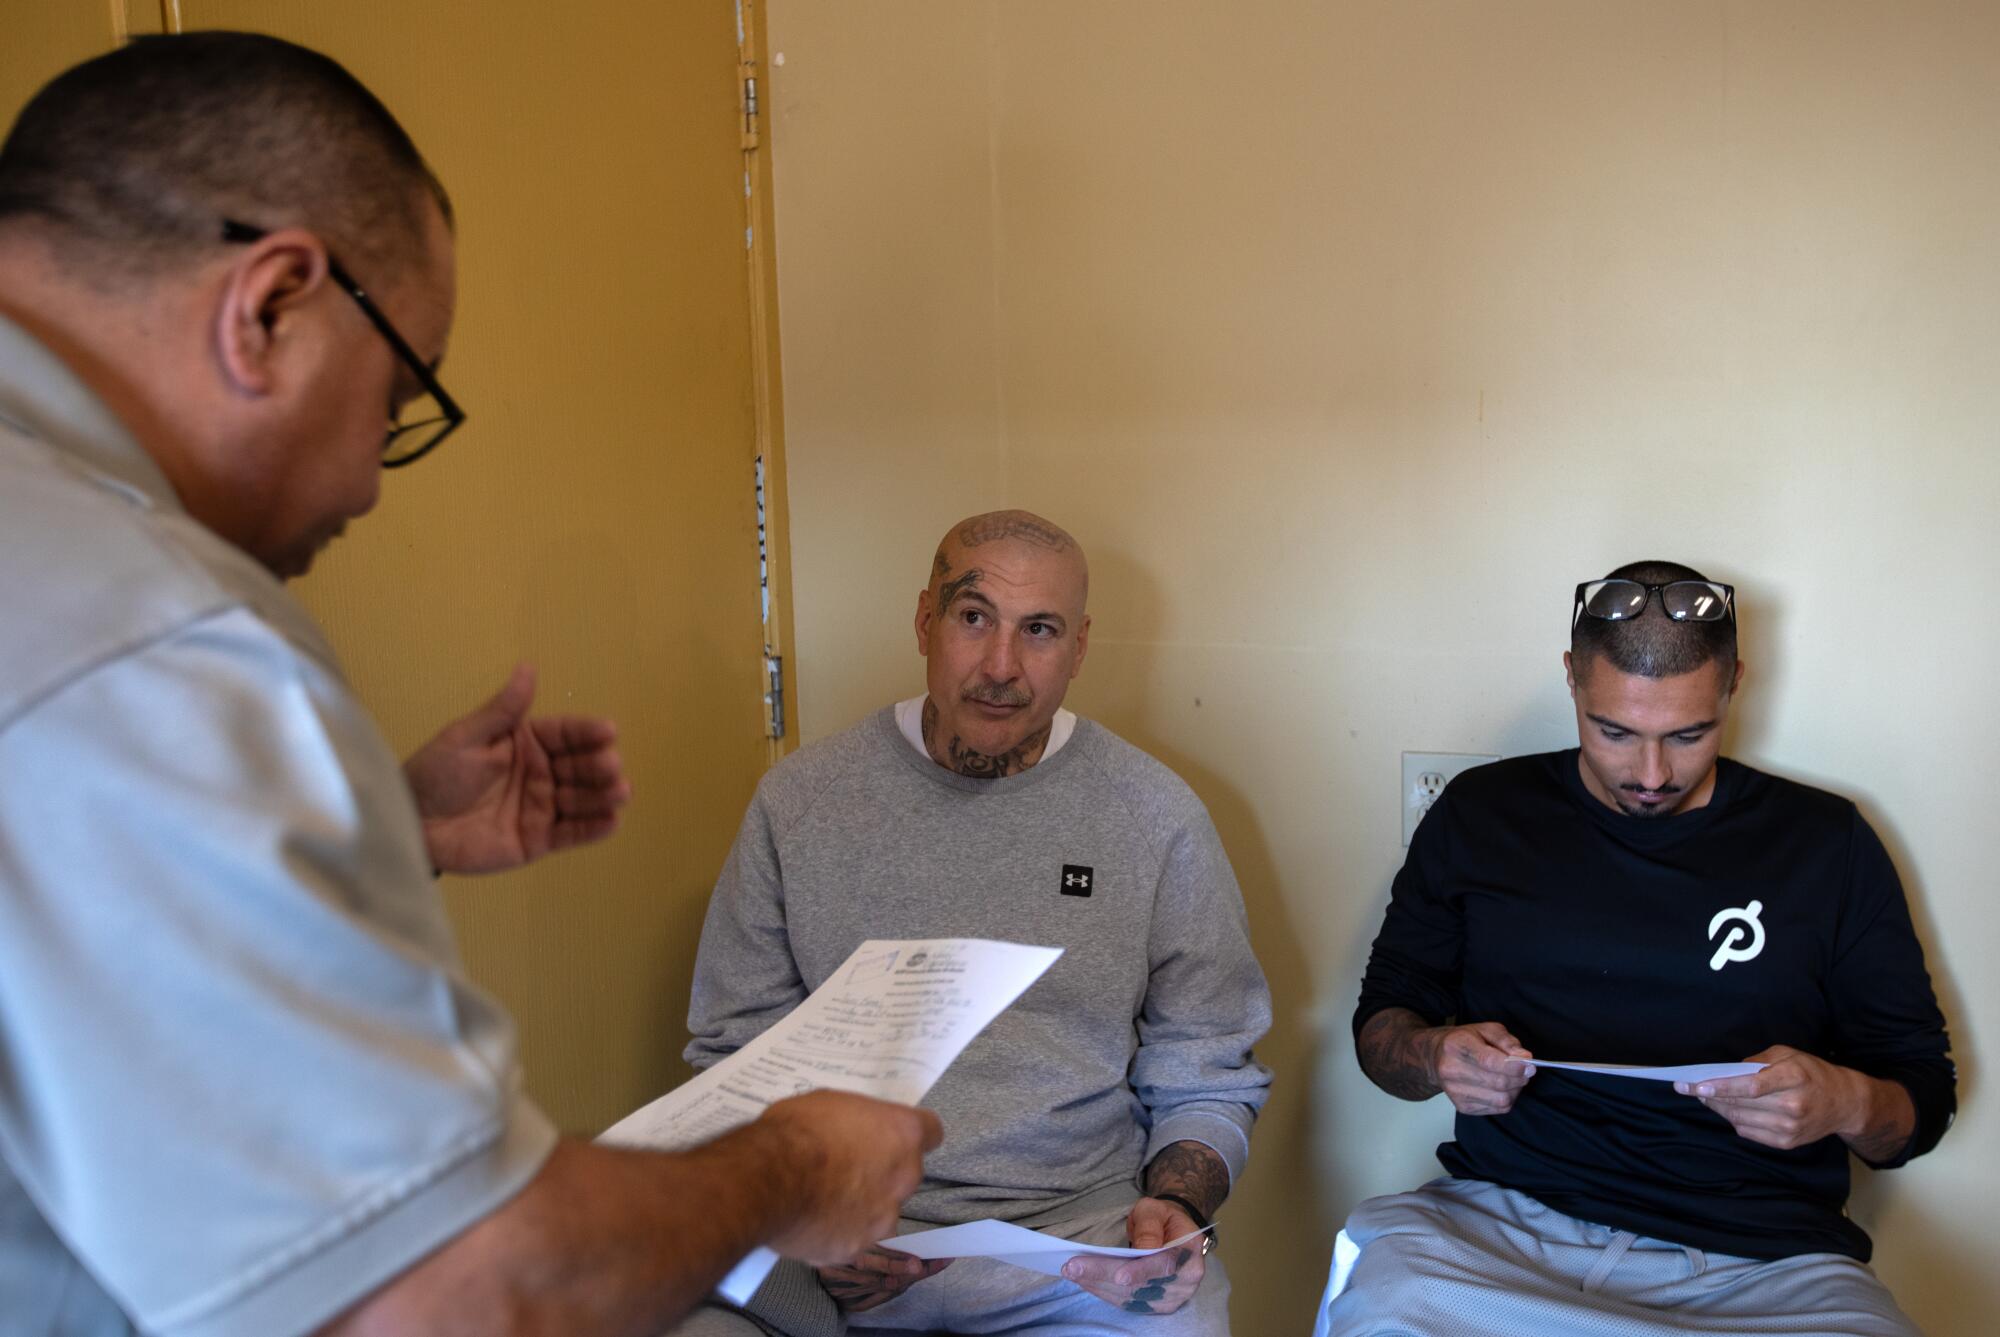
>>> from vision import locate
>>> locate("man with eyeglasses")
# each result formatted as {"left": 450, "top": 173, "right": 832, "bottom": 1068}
{"left": 0, "top": 31, "right": 937, "bottom": 1337}
{"left": 1316, "top": 560, "right": 1955, "bottom": 1336}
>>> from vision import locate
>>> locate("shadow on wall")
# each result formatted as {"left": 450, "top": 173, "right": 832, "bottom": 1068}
{"left": 1070, "top": 546, "right": 1328, "bottom": 1334}
{"left": 1724, "top": 573, "right": 1976, "bottom": 1305}
{"left": 1816, "top": 794, "right": 1976, "bottom": 1317}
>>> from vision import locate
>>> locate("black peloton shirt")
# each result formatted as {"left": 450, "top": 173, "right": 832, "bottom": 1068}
{"left": 1355, "top": 751, "right": 1954, "bottom": 1261}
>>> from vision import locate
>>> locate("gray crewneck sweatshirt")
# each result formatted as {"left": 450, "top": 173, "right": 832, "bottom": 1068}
{"left": 686, "top": 706, "right": 1273, "bottom": 1227}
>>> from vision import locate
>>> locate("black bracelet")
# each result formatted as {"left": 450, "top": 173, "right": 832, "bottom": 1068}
{"left": 1147, "top": 1191, "right": 1210, "bottom": 1230}
{"left": 1148, "top": 1192, "right": 1217, "bottom": 1255}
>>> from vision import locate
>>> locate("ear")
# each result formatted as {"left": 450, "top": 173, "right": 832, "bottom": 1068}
{"left": 212, "top": 229, "right": 332, "bottom": 397}
{"left": 1729, "top": 657, "right": 1747, "bottom": 697}
{"left": 1563, "top": 649, "right": 1578, "bottom": 696}
{"left": 1070, "top": 613, "right": 1091, "bottom": 679}
{"left": 914, "top": 587, "right": 936, "bottom": 655}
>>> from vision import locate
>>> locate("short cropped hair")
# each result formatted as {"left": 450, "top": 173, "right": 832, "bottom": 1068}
{"left": 0, "top": 31, "right": 449, "bottom": 285}
{"left": 1571, "top": 559, "right": 1738, "bottom": 681}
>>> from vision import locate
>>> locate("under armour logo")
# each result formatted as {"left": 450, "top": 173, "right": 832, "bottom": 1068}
{"left": 1060, "top": 864, "right": 1094, "bottom": 897}
{"left": 1707, "top": 899, "right": 1766, "bottom": 972}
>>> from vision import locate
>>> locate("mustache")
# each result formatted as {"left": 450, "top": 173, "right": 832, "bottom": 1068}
{"left": 964, "top": 685, "right": 1031, "bottom": 708}
{"left": 1620, "top": 783, "right": 1682, "bottom": 794}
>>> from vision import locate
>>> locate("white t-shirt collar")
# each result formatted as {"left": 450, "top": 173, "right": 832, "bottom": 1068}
{"left": 894, "top": 695, "right": 1077, "bottom": 767}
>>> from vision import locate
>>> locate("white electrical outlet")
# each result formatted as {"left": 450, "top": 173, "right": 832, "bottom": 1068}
{"left": 1402, "top": 751, "right": 1498, "bottom": 846}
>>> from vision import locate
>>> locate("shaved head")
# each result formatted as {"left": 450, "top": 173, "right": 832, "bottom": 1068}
{"left": 929, "top": 509, "right": 1089, "bottom": 611}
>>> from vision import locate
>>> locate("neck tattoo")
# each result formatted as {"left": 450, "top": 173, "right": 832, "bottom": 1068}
{"left": 921, "top": 697, "right": 1051, "bottom": 779}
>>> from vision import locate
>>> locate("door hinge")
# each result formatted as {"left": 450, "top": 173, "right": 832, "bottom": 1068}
{"left": 739, "top": 62, "right": 760, "bottom": 150}
{"left": 762, "top": 653, "right": 785, "bottom": 739}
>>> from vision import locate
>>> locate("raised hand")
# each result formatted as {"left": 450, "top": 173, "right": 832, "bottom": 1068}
{"left": 403, "top": 664, "right": 632, "bottom": 875}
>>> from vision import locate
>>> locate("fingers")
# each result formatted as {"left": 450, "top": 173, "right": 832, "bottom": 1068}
{"left": 1062, "top": 1244, "right": 1203, "bottom": 1315}
{"left": 1435, "top": 1023, "right": 1535, "bottom": 1115}
{"left": 1467, "top": 1022, "right": 1531, "bottom": 1057}
{"left": 1111, "top": 1247, "right": 1185, "bottom": 1290}
{"left": 532, "top": 713, "right": 619, "bottom": 757}
{"left": 1680, "top": 1058, "right": 1802, "bottom": 1101}
{"left": 1127, "top": 1197, "right": 1190, "bottom": 1251}
{"left": 1061, "top": 1252, "right": 1168, "bottom": 1289}
{"left": 549, "top": 745, "right": 627, "bottom": 787}
{"left": 1677, "top": 1048, "right": 1845, "bottom": 1151}
{"left": 1696, "top": 1098, "right": 1807, "bottom": 1149}
{"left": 544, "top": 738, "right": 633, "bottom": 848}
{"left": 816, "top": 1250, "right": 950, "bottom": 1314}
{"left": 912, "top": 1106, "right": 945, "bottom": 1153}
{"left": 825, "top": 1247, "right": 932, "bottom": 1279}
{"left": 759, "top": 1093, "right": 941, "bottom": 1264}
{"left": 465, "top": 664, "right": 537, "bottom": 740}
{"left": 540, "top": 722, "right": 633, "bottom": 834}
{"left": 1682, "top": 1073, "right": 1767, "bottom": 1099}
{"left": 1062, "top": 1236, "right": 1182, "bottom": 1289}
{"left": 1746, "top": 1045, "right": 1799, "bottom": 1065}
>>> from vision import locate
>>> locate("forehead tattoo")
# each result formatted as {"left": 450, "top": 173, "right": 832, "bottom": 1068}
{"left": 954, "top": 514, "right": 1075, "bottom": 552}
{"left": 932, "top": 512, "right": 1079, "bottom": 617}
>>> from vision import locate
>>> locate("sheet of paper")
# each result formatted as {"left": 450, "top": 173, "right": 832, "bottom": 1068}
{"left": 881, "top": 1219, "right": 1213, "bottom": 1278}
{"left": 1505, "top": 1058, "right": 1767, "bottom": 1084}
{"left": 599, "top": 938, "right": 1063, "bottom": 1304}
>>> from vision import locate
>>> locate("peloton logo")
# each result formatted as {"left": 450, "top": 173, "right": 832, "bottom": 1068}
{"left": 1707, "top": 900, "right": 1766, "bottom": 972}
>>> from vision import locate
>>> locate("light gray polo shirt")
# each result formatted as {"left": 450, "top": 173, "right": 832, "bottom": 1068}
{"left": 0, "top": 315, "right": 556, "bottom": 1335}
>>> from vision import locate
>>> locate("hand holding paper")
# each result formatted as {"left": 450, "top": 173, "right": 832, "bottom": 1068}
{"left": 1675, "top": 1044, "right": 1905, "bottom": 1155}
{"left": 755, "top": 1093, "right": 941, "bottom": 1265}
{"left": 1431, "top": 1021, "right": 1537, "bottom": 1115}
{"left": 1062, "top": 1196, "right": 1210, "bottom": 1316}
{"left": 599, "top": 938, "right": 1062, "bottom": 1305}
{"left": 883, "top": 1219, "right": 1211, "bottom": 1277}
{"left": 816, "top": 1246, "right": 952, "bottom": 1314}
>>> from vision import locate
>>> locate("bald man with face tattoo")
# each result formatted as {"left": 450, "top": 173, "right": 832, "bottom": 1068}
{"left": 671, "top": 512, "right": 1274, "bottom": 1337}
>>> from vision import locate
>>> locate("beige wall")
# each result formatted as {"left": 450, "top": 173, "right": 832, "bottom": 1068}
{"left": 766, "top": 3, "right": 1999, "bottom": 1332}
{"left": 171, "top": 0, "right": 779, "bottom": 1134}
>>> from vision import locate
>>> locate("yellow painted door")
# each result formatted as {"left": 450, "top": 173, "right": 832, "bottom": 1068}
{"left": 3, "top": 3, "right": 790, "bottom": 1134}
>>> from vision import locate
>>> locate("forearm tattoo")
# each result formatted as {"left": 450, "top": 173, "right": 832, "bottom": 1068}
{"left": 920, "top": 696, "right": 1051, "bottom": 778}
{"left": 1356, "top": 1007, "right": 1445, "bottom": 1101}
{"left": 1143, "top": 1140, "right": 1230, "bottom": 1220}
{"left": 1846, "top": 1080, "right": 1917, "bottom": 1164}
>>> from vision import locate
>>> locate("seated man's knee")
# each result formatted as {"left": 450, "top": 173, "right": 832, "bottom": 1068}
{"left": 660, "top": 1303, "right": 779, "bottom": 1337}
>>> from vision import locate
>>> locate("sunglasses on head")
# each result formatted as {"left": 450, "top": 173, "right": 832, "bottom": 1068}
{"left": 1572, "top": 579, "right": 1734, "bottom": 629}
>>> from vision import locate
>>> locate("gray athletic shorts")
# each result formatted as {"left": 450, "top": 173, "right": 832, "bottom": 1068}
{"left": 1315, "top": 1177, "right": 1919, "bottom": 1337}
{"left": 669, "top": 1203, "right": 1231, "bottom": 1337}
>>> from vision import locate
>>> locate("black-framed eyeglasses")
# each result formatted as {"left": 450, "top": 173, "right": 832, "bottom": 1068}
{"left": 222, "top": 219, "right": 464, "bottom": 468}
{"left": 1573, "top": 579, "right": 1735, "bottom": 628}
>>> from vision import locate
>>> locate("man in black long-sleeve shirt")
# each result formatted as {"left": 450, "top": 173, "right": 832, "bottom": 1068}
{"left": 1323, "top": 561, "right": 1953, "bottom": 1337}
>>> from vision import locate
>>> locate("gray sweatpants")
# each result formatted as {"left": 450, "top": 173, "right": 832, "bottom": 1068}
{"left": 670, "top": 1204, "right": 1231, "bottom": 1337}
{"left": 1318, "top": 1177, "right": 1919, "bottom": 1337}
